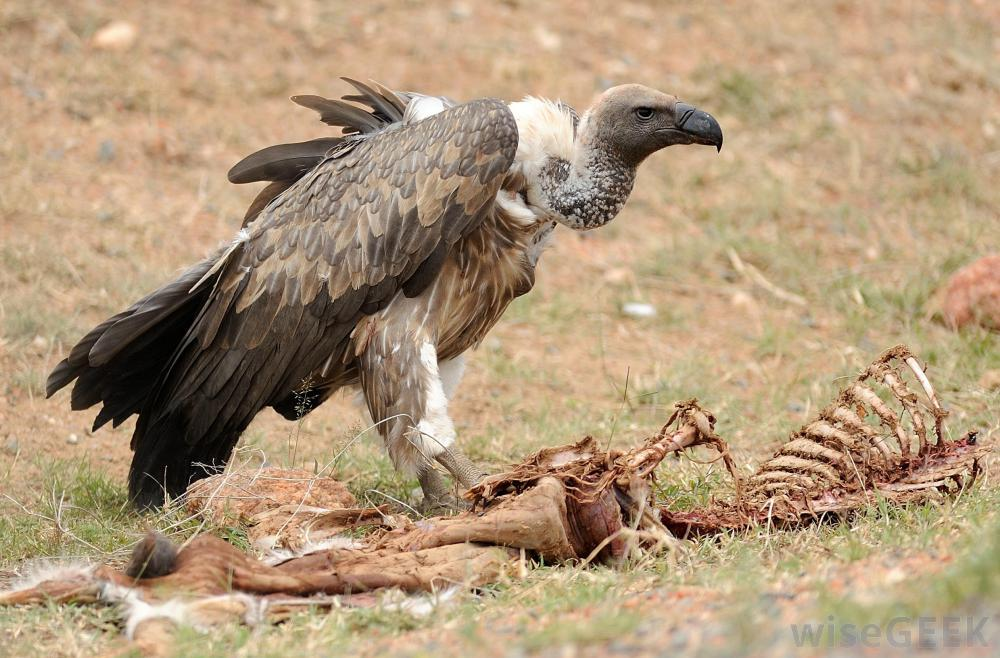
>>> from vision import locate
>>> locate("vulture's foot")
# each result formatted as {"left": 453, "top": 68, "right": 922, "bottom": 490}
{"left": 416, "top": 446, "right": 486, "bottom": 515}
{"left": 418, "top": 491, "right": 467, "bottom": 515}
{"left": 435, "top": 446, "right": 486, "bottom": 490}
{"left": 416, "top": 466, "right": 465, "bottom": 515}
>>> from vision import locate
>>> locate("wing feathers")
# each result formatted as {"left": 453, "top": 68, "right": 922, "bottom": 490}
{"left": 340, "top": 78, "right": 406, "bottom": 123}
{"left": 290, "top": 95, "right": 382, "bottom": 134}
{"left": 122, "top": 96, "right": 518, "bottom": 500}
{"left": 227, "top": 137, "right": 343, "bottom": 184}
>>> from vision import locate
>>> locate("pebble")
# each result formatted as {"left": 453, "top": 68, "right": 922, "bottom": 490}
{"left": 449, "top": 3, "right": 471, "bottom": 21}
{"left": 67, "top": 433, "right": 79, "bottom": 445}
{"left": 98, "top": 140, "right": 116, "bottom": 162}
{"left": 2, "top": 435, "right": 18, "bottom": 455}
{"left": 91, "top": 20, "right": 137, "bottom": 51}
{"left": 622, "top": 301, "right": 656, "bottom": 318}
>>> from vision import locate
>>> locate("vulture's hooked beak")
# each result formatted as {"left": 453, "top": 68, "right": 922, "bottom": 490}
{"left": 673, "top": 102, "right": 724, "bottom": 152}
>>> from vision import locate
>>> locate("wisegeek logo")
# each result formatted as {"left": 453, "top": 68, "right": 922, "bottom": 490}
{"left": 788, "top": 616, "right": 993, "bottom": 649}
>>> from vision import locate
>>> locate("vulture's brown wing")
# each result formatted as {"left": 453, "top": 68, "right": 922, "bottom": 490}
{"left": 128, "top": 98, "right": 518, "bottom": 499}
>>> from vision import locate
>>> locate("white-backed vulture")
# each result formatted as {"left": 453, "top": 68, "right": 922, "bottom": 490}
{"left": 47, "top": 79, "right": 723, "bottom": 509}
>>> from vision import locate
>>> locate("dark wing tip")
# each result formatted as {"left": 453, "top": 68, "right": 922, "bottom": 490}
{"left": 45, "top": 360, "right": 74, "bottom": 398}
{"left": 228, "top": 138, "right": 341, "bottom": 185}
{"left": 289, "top": 94, "right": 323, "bottom": 107}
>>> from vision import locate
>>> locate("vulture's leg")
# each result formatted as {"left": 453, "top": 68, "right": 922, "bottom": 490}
{"left": 360, "top": 336, "right": 483, "bottom": 509}
{"left": 435, "top": 445, "right": 485, "bottom": 489}
{"left": 432, "top": 354, "right": 485, "bottom": 488}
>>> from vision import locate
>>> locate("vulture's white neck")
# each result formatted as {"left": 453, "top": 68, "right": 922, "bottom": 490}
{"left": 508, "top": 97, "right": 637, "bottom": 231}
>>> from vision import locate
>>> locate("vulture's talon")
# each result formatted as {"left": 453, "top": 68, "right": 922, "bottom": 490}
{"left": 418, "top": 492, "right": 469, "bottom": 516}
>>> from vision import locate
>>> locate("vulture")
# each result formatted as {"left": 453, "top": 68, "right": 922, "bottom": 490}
{"left": 47, "top": 79, "right": 723, "bottom": 509}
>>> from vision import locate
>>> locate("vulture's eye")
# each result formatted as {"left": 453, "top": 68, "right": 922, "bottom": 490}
{"left": 635, "top": 107, "right": 655, "bottom": 121}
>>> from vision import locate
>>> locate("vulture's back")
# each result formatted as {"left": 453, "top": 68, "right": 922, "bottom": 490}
{"left": 47, "top": 90, "right": 520, "bottom": 508}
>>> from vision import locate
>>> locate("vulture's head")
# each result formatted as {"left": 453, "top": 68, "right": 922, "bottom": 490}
{"left": 580, "top": 84, "right": 723, "bottom": 166}
{"left": 534, "top": 84, "right": 723, "bottom": 230}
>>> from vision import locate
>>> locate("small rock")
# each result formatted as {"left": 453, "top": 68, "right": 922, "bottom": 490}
{"left": 938, "top": 254, "right": 1000, "bottom": 331}
{"left": 67, "top": 433, "right": 79, "bottom": 445}
{"left": 730, "top": 290, "right": 757, "bottom": 311}
{"left": 884, "top": 567, "right": 906, "bottom": 585}
{"left": 91, "top": 20, "right": 137, "bottom": 51}
{"left": 31, "top": 335, "right": 48, "bottom": 349}
{"left": 449, "top": 3, "right": 471, "bottom": 21}
{"left": 622, "top": 302, "right": 656, "bottom": 318}
{"left": 97, "top": 140, "right": 116, "bottom": 162}
{"left": 2, "top": 435, "right": 18, "bottom": 455}
{"left": 18, "top": 80, "right": 45, "bottom": 102}
{"left": 979, "top": 370, "right": 1000, "bottom": 391}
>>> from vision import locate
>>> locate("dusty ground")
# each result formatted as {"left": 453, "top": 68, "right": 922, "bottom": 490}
{"left": 1, "top": 0, "right": 999, "bottom": 656}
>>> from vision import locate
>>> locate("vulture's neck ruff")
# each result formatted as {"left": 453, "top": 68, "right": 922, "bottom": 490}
{"left": 508, "top": 84, "right": 722, "bottom": 232}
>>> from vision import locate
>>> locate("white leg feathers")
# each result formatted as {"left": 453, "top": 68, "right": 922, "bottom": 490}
{"left": 412, "top": 342, "right": 457, "bottom": 462}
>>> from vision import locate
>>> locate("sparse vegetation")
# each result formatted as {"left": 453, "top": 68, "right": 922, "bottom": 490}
{"left": 2, "top": 0, "right": 998, "bottom": 656}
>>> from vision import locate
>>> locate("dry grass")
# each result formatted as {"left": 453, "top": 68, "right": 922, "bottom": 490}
{"left": 1, "top": 0, "right": 999, "bottom": 656}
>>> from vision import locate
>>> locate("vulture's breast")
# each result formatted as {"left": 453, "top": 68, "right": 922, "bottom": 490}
{"left": 431, "top": 196, "right": 555, "bottom": 361}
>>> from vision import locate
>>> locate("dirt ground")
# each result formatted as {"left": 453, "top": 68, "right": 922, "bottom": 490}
{"left": 1, "top": 1, "right": 999, "bottom": 656}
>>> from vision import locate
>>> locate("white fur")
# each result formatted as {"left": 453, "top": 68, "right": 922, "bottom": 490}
{"left": 122, "top": 595, "right": 190, "bottom": 639}
{"left": 412, "top": 341, "right": 456, "bottom": 458}
{"left": 258, "top": 535, "right": 364, "bottom": 566}
{"left": 95, "top": 580, "right": 269, "bottom": 637}
{"left": 379, "top": 586, "right": 461, "bottom": 618}
{"left": 2, "top": 560, "right": 94, "bottom": 595}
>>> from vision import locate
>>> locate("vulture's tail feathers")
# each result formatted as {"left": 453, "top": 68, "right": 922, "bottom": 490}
{"left": 126, "top": 412, "right": 238, "bottom": 510}
{"left": 126, "top": 270, "right": 358, "bottom": 509}
{"left": 45, "top": 258, "right": 221, "bottom": 435}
